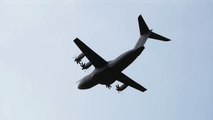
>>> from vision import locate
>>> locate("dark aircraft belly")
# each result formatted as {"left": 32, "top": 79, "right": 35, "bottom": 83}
{"left": 110, "top": 47, "right": 143, "bottom": 72}
{"left": 78, "top": 75, "right": 99, "bottom": 89}
{"left": 93, "top": 67, "right": 116, "bottom": 86}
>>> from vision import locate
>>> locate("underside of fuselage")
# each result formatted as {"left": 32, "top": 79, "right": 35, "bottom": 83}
{"left": 78, "top": 46, "right": 144, "bottom": 89}
{"left": 109, "top": 46, "right": 144, "bottom": 72}
{"left": 78, "top": 66, "right": 115, "bottom": 89}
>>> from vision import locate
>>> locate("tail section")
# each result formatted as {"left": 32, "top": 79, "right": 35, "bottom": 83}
{"left": 149, "top": 32, "right": 170, "bottom": 41}
{"left": 137, "top": 15, "right": 170, "bottom": 41}
{"left": 138, "top": 15, "right": 149, "bottom": 35}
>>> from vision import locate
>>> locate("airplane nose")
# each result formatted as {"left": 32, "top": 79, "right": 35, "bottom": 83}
{"left": 78, "top": 83, "right": 83, "bottom": 89}
{"left": 77, "top": 75, "right": 98, "bottom": 89}
{"left": 78, "top": 80, "right": 87, "bottom": 89}
{"left": 78, "top": 81, "right": 83, "bottom": 89}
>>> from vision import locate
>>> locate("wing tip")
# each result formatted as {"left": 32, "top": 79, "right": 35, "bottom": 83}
{"left": 74, "top": 37, "right": 79, "bottom": 42}
{"left": 138, "top": 14, "right": 142, "bottom": 19}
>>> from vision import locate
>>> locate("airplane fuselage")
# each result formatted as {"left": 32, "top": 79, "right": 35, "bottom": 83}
{"left": 78, "top": 46, "right": 145, "bottom": 89}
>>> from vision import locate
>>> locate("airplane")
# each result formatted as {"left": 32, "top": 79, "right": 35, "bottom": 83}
{"left": 73, "top": 15, "right": 170, "bottom": 92}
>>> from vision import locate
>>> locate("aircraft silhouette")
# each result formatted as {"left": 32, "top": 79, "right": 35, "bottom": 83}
{"left": 74, "top": 15, "right": 170, "bottom": 92}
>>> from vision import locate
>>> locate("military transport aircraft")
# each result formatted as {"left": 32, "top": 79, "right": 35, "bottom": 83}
{"left": 74, "top": 15, "right": 170, "bottom": 92}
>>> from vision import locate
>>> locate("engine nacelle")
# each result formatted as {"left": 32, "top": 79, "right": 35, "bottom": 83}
{"left": 81, "top": 62, "right": 92, "bottom": 70}
{"left": 116, "top": 84, "right": 128, "bottom": 92}
{"left": 74, "top": 53, "right": 85, "bottom": 64}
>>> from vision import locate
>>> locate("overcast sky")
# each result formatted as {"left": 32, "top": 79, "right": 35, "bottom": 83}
{"left": 0, "top": 0, "right": 213, "bottom": 120}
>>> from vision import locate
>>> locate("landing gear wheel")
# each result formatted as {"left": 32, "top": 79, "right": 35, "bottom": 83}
{"left": 106, "top": 85, "right": 112, "bottom": 89}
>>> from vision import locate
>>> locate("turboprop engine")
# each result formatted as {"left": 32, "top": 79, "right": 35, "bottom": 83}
{"left": 80, "top": 62, "right": 92, "bottom": 70}
{"left": 74, "top": 53, "right": 85, "bottom": 64}
{"left": 116, "top": 84, "right": 128, "bottom": 92}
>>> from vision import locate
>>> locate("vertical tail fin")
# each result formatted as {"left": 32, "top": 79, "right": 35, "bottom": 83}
{"left": 138, "top": 15, "right": 149, "bottom": 35}
{"left": 138, "top": 15, "right": 170, "bottom": 41}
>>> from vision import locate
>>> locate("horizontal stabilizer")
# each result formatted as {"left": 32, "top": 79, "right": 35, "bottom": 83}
{"left": 149, "top": 32, "right": 170, "bottom": 41}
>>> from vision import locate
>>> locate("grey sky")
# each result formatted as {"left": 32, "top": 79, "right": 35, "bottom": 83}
{"left": 0, "top": 0, "right": 213, "bottom": 120}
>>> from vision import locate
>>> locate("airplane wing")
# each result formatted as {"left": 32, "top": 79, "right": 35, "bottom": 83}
{"left": 74, "top": 38, "right": 108, "bottom": 68}
{"left": 116, "top": 73, "right": 147, "bottom": 92}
